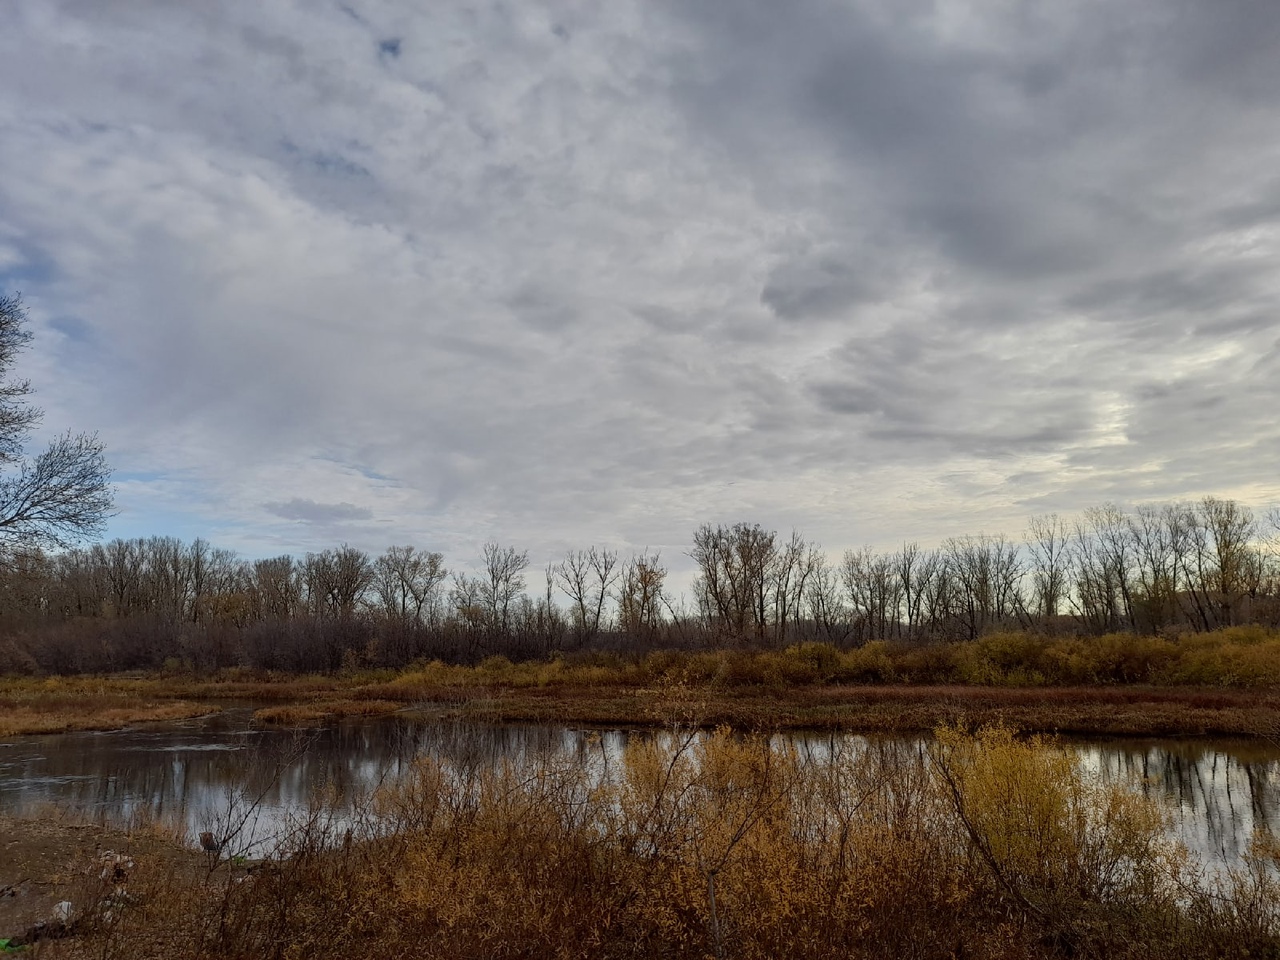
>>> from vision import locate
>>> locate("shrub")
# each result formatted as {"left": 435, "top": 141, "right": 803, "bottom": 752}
{"left": 932, "top": 724, "right": 1182, "bottom": 942}
{"left": 836, "top": 640, "right": 896, "bottom": 683}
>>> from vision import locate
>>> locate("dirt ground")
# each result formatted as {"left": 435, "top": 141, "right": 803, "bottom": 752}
{"left": 0, "top": 815, "right": 201, "bottom": 947}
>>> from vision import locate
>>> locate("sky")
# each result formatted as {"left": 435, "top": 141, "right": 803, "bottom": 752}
{"left": 1, "top": 0, "right": 1279, "bottom": 580}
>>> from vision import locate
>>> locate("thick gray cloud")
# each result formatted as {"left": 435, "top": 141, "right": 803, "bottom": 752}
{"left": 266, "top": 498, "right": 374, "bottom": 525}
{"left": 1, "top": 0, "right": 1278, "bottom": 577}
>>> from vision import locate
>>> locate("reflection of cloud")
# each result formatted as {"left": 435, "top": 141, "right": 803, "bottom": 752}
{"left": 266, "top": 499, "right": 373, "bottom": 525}
{"left": 0, "top": 0, "right": 1277, "bottom": 567}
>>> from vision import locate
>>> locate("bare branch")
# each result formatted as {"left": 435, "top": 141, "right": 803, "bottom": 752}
{"left": 0, "top": 431, "right": 113, "bottom": 548}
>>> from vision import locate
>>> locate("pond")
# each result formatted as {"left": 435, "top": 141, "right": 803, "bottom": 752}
{"left": 2, "top": 708, "right": 1278, "bottom": 870}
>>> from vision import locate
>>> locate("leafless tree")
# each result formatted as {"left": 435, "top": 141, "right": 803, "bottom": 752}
{"left": 141, "top": 535, "right": 189, "bottom": 623}
{"left": 944, "top": 535, "right": 1025, "bottom": 640}
{"left": 449, "top": 573, "right": 487, "bottom": 631}
{"left": 1261, "top": 508, "right": 1280, "bottom": 626}
{"left": 51, "top": 545, "right": 107, "bottom": 618}
{"left": 372, "top": 545, "right": 447, "bottom": 626}
{"left": 0, "top": 295, "right": 112, "bottom": 548}
{"left": 690, "top": 522, "right": 778, "bottom": 643}
{"left": 1126, "top": 504, "right": 1183, "bottom": 632}
{"left": 1071, "top": 505, "right": 1135, "bottom": 634}
{"left": 842, "top": 547, "right": 900, "bottom": 643}
{"left": 1196, "top": 496, "right": 1257, "bottom": 628}
{"left": 895, "top": 542, "right": 939, "bottom": 641}
{"left": 304, "top": 545, "right": 374, "bottom": 620}
{"left": 252, "top": 556, "right": 303, "bottom": 621}
{"left": 804, "top": 552, "right": 848, "bottom": 645}
{"left": 617, "top": 551, "right": 666, "bottom": 642}
{"left": 184, "top": 538, "right": 240, "bottom": 624}
{"left": 480, "top": 543, "right": 529, "bottom": 635}
{"left": 1025, "top": 516, "right": 1071, "bottom": 624}
{"left": 771, "top": 532, "right": 816, "bottom": 647}
{"left": 553, "top": 546, "right": 618, "bottom": 646}
{"left": 97, "top": 538, "right": 143, "bottom": 617}
{"left": 516, "top": 566, "right": 566, "bottom": 656}
{"left": 0, "top": 293, "right": 41, "bottom": 460}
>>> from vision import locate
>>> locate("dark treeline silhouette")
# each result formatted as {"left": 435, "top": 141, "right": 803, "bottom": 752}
{"left": 1, "top": 496, "right": 1278, "bottom": 675}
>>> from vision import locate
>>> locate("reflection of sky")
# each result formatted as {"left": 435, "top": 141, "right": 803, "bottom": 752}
{"left": 2, "top": 714, "right": 1278, "bottom": 869}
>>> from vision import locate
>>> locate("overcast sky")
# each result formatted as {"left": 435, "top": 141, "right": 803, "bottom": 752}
{"left": 2, "top": 0, "right": 1278, "bottom": 578}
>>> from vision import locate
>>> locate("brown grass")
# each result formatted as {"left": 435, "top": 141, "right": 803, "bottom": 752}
{"left": 252, "top": 699, "right": 401, "bottom": 727}
{"left": 0, "top": 678, "right": 215, "bottom": 736}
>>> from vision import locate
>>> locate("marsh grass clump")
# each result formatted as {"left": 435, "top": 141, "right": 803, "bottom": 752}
{"left": 251, "top": 699, "right": 400, "bottom": 726}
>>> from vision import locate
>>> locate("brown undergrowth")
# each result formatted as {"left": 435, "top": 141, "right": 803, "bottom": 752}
{"left": 18, "top": 725, "right": 1280, "bottom": 960}
{"left": 6, "top": 626, "right": 1280, "bottom": 737}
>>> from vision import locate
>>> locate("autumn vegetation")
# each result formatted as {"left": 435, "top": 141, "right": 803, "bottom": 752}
{"left": 21, "top": 724, "right": 1279, "bottom": 959}
{"left": 1, "top": 496, "right": 1279, "bottom": 737}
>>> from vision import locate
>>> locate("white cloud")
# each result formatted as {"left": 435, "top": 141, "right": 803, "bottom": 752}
{"left": 0, "top": 0, "right": 1278, "bottom": 578}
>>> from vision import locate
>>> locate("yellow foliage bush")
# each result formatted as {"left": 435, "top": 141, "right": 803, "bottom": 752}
{"left": 837, "top": 640, "right": 896, "bottom": 683}
{"left": 932, "top": 724, "right": 1178, "bottom": 918}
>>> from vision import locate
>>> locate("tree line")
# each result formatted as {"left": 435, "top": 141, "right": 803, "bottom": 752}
{"left": 1, "top": 496, "right": 1278, "bottom": 674}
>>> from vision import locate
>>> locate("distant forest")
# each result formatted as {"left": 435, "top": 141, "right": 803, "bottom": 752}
{"left": 1, "top": 496, "right": 1278, "bottom": 674}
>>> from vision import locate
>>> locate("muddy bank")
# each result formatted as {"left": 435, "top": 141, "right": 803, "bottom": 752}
{"left": 0, "top": 815, "right": 202, "bottom": 947}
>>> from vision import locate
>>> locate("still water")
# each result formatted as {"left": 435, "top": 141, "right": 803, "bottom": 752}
{"left": 2, "top": 708, "right": 1278, "bottom": 869}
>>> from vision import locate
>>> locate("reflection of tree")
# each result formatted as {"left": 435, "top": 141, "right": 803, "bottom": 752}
{"left": 1088, "top": 741, "right": 1280, "bottom": 865}
{"left": 8, "top": 720, "right": 1280, "bottom": 872}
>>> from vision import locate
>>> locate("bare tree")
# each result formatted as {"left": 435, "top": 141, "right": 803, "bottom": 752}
{"left": 553, "top": 546, "right": 618, "bottom": 646}
{"left": 944, "top": 535, "right": 1024, "bottom": 640}
{"left": 1197, "top": 496, "right": 1257, "bottom": 628}
{"left": 480, "top": 543, "right": 529, "bottom": 635}
{"left": 0, "top": 295, "right": 112, "bottom": 548}
{"left": 97, "top": 538, "right": 144, "bottom": 617}
{"left": 449, "top": 572, "right": 487, "bottom": 634}
{"left": 617, "top": 551, "right": 666, "bottom": 642}
{"left": 771, "top": 532, "right": 816, "bottom": 647}
{"left": 52, "top": 545, "right": 107, "bottom": 619}
{"left": 804, "top": 552, "right": 848, "bottom": 645}
{"left": 1071, "top": 505, "right": 1135, "bottom": 634}
{"left": 690, "top": 522, "right": 778, "bottom": 643}
{"left": 842, "top": 547, "right": 907, "bottom": 642}
{"left": 304, "top": 545, "right": 374, "bottom": 620}
{"left": 1025, "top": 516, "right": 1070, "bottom": 624}
{"left": 252, "top": 556, "right": 303, "bottom": 621}
{"left": 0, "top": 293, "right": 41, "bottom": 459}
{"left": 895, "top": 542, "right": 939, "bottom": 641}
{"left": 1127, "top": 504, "right": 1182, "bottom": 632}
{"left": 373, "top": 545, "right": 447, "bottom": 626}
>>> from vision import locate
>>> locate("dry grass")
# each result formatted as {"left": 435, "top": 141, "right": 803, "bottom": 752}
{"left": 252, "top": 699, "right": 401, "bottom": 727}
{"left": 0, "top": 677, "right": 215, "bottom": 736}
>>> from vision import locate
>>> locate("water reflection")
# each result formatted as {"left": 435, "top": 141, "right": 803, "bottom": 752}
{"left": 1083, "top": 739, "right": 1280, "bottom": 865}
{"left": 1, "top": 710, "right": 1277, "bottom": 868}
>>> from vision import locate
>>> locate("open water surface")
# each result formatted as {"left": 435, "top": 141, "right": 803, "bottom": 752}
{"left": 1, "top": 708, "right": 1278, "bottom": 869}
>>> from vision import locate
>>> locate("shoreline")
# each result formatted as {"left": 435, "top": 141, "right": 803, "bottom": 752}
{"left": 4, "top": 673, "right": 1278, "bottom": 739}
{"left": 391, "top": 682, "right": 1280, "bottom": 738}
